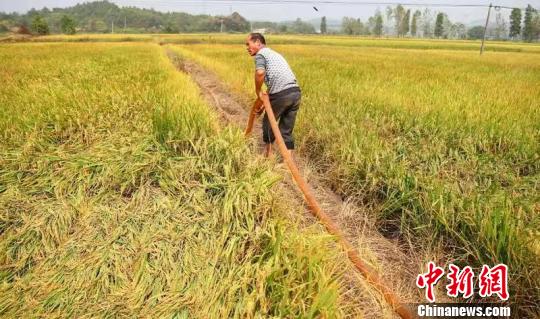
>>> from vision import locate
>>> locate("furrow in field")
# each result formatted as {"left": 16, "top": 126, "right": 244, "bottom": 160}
{"left": 165, "top": 47, "right": 428, "bottom": 317}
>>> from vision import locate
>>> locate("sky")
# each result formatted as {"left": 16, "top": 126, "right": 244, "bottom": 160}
{"left": 0, "top": 0, "right": 538, "bottom": 24}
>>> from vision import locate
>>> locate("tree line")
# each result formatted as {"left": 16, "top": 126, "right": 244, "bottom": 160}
{"left": 0, "top": 1, "right": 251, "bottom": 35}
{"left": 0, "top": 0, "right": 321, "bottom": 36}
{"left": 1, "top": 0, "right": 538, "bottom": 42}
{"left": 337, "top": 4, "right": 540, "bottom": 42}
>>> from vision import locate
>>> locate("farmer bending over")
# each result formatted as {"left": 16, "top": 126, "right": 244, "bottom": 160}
{"left": 245, "top": 32, "right": 301, "bottom": 158}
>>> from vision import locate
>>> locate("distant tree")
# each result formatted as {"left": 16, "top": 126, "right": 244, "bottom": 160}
{"left": 374, "top": 12, "right": 384, "bottom": 36}
{"left": 342, "top": 17, "right": 363, "bottom": 35}
{"left": 494, "top": 12, "right": 507, "bottom": 40}
{"left": 222, "top": 12, "right": 250, "bottom": 32}
{"left": 403, "top": 9, "right": 411, "bottom": 36}
{"left": 533, "top": 13, "right": 540, "bottom": 41}
{"left": 60, "top": 15, "right": 76, "bottom": 34}
{"left": 447, "top": 22, "right": 466, "bottom": 39}
{"left": 163, "top": 23, "right": 178, "bottom": 33}
{"left": 411, "top": 10, "right": 421, "bottom": 36}
{"left": 468, "top": 25, "right": 485, "bottom": 39}
{"left": 434, "top": 12, "right": 444, "bottom": 38}
{"left": 231, "top": 12, "right": 250, "bottom": 32}
{"left": 509, "top": 8, "right": 522, "bottom": 39}
{"left": 454, "top": 23, "right": 467, "bottom": 39}
{"left": 291, "top": 18, "right": 315, "bottom": 34}
{"left": 31, "top": 15, "right": 49, "bottom": 35}
{"left": 320, "top": 16, "right": 327, "bottom": 34}
{"left": 393, "top": 4, "right": 406, "bottom": 36}
{"left": 422, "top": 8, "right": 434, "bottom": 37}
{"left": 367, "top": 16, "right": 375, "bottom": 35}
{"left": 385, "top": 6, "right": 394, "bottom": 35}
{"left": 441, "top": 13, "right": 453, "bottom": 38}
{"left": 342, "top": 17, "right": 353, "bottom": 35}
{"left": 522, "top": 5, "right": 536, "bottom": 42}
{"left": 94, "top": 19, "right": 108, "bottom": 33}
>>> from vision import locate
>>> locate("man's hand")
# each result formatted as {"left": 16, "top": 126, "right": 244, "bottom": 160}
{"left": 255, "top": 94, "right": 266, "bottom": 114}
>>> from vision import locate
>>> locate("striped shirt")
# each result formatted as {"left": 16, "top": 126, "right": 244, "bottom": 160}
{"left": 254, "top": 47, "right": 299, "bottom": 95}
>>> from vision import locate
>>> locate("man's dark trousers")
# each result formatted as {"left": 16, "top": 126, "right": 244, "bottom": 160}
{"left": 262, "top": 87, "right": 301, "bottom": 150}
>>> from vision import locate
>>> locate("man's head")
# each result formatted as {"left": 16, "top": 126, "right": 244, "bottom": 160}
{"left": 246, "top": 33, "right": 266, "bottom": 56}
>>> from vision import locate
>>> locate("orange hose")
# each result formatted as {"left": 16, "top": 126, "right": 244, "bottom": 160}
{"left": 246, "top": 94, "right": 413, "bottom": 319}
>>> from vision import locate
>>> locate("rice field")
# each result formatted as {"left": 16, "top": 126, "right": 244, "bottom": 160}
{"left": 1, "top": 35, "right": 539, "bottom": 316}
{"left": 0, "top": 42, "right": 364, "bottom": 317}
{"left": 8, "top": 33, "right": 540, "bottom": 53}
{"left": 170, "top": 42, "right": 540, "bottom": 310}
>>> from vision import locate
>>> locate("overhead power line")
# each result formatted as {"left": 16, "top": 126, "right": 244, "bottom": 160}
{"left": 116, "top": 0, "right": 526, "bottom": 10}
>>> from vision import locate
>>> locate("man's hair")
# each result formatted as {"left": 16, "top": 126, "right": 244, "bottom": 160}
{"left": 249, "top": 32, "right": 266, "bottom": 45}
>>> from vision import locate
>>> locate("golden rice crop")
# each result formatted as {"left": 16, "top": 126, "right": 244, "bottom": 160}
{"left": 0, "top": 42, "right": 359, "bottom": 317}
{"left": 171, "top": 42, "right": 540, "bottom": 311}
{"left": 18, "top": 33, "right": 540, "bottom": 54}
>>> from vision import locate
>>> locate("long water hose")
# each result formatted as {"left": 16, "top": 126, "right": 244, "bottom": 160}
{"left": 245, "top": 96, "right": 413, "bottom": 319}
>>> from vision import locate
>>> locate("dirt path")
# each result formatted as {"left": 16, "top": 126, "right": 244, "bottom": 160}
{"left": 167, "top": 48, "right": 423, "bottom": 318}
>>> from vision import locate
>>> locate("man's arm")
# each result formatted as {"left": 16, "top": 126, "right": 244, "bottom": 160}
{"left": 254, "top": 54, "right": 266, "bottom": 101}
{"left": 255, "top": 69, "right": 265, "bottom": 100}
{"left": 254, "top": 53, "right": 267, "bottom": 113}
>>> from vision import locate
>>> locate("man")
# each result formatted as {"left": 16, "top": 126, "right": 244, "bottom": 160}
{"left": 245, "top": 33, "right": 301, "bottom": 158}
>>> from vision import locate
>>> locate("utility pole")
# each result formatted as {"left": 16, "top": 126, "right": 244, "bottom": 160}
{"left": 220, "top": 19, "right": 224, "bottom": 33}
{"left": 111, "top": 20, "right": 114, "bottom": 34}
{"left": 480, "top": 3, "right": 492, "bottom": 55}
{"left": 124, "top": 16, "right": 126, "bottom": 33}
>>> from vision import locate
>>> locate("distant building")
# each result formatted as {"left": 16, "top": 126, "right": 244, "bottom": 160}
{"left": 253, "top": 28, "right": 267, "bottom": 34}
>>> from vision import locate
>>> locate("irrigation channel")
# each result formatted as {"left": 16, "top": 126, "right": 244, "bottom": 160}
{"left": 165, "top": 47, "right": 425, "bottom": 318}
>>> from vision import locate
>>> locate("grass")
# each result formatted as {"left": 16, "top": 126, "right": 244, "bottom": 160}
{"left": 170, "top": 42, "right": 540, "bottom": 312}
{"left": 0, "top": 42, "right": 361, "bottom": 317}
